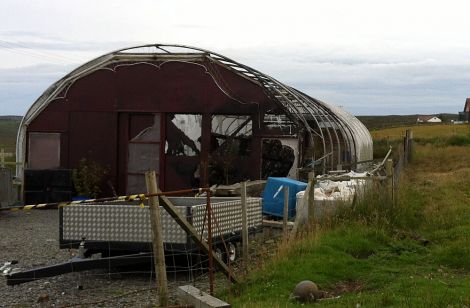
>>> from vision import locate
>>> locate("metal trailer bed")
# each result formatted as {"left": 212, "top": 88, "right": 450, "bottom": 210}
{"left": 59, "top": 196, "right": 262, "bottom": 252}
{"left": 4, "top": 196, "right": 262, "bottom": 285}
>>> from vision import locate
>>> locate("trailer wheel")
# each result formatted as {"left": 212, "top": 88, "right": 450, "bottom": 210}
{"left": 227, "top": 242, "right": 237, "bottom": 262}
{"left": 214, "top": 248, "right": 223, "bottom": 261}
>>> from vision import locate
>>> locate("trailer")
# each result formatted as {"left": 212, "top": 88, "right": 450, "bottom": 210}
{"left": 4, "top": 196, "right": 262, "bottom": 285}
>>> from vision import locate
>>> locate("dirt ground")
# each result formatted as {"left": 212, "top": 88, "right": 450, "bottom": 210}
{"left": 0, "top": 208, "right": 279, "bottom": 307}
{"left": 0, "top": 209, "right": 226, "bottom": 307}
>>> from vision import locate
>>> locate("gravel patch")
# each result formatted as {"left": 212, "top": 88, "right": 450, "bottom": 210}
{"left": 0, "top": 209, "right": 223, "bottom": 307}
{"left": 0, "top": 209, "right": 280, "bottom": 307}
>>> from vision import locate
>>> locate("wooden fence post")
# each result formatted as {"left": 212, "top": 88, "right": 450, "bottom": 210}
{"left": 408, "top": 130, "right": 413, "bottom": 162}
{"left": 403, "top": 131, "right": 408, "bottom": 166}
{"left": 307, "top": 171, "right": 316, "bottom": 222}
{"left": 283, "top": 186, "right": 289, "bottom": 239}
{"left": 145, "top": 171, "right": 169, "bottom": 307}
{"left": 241, "top": 181, "right": 249, "bottom": 271}
{"left": 206, "top": 192, "right": 215, "bottom": 295}
{"left": 385, "top": 159, "right": 393, "bottom": 205}
{"left": 0, "top": 148, "right": 13, "bottom": 168}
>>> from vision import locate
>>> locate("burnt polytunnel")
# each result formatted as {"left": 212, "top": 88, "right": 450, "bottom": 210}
{"left": 17, "top": 44, "right": 372, "bottom": 199}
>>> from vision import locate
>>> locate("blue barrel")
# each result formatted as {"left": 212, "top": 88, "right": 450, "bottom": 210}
{"left": 262, "top": 177, "right": 307, "bottom": 218}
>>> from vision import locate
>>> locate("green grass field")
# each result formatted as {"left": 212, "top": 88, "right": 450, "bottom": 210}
{"left": 0, "top": 116, "right": 21, "bottom": 167}
{"left": 0, "top": 116, "right": 21, "bottom": 148}
{"left": 357, "top": 114, "right": 459, "bottom": 130}
{"left": 225, "top": 124, "right": 470, "bottom": 307}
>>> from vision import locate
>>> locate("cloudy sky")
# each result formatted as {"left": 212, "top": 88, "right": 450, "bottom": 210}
{"left": 1, "top": 0, "right": 469, "bottom": 116}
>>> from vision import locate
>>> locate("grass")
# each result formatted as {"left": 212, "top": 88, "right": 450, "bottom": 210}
{"left": 0, "top": 116, "right": 21, "bottom": 148}
{"left": 225, "top": 124, "right": 470, "bottom": 307}
{"left": 0, "top": 116, "right": 468, "bottom": 305}
{"left": 0, "top": 116, "right": 21, "bottom": 169}
{"left": 372, "top": 124, "right": 470, "bottom": 159}
{"left": 370, "top": 123, "right": 469, "bottom": 141}
{"left": 357, "top": 114, "right": 458, "bottom": 130}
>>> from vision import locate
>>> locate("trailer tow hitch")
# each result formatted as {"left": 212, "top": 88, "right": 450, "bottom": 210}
{"left": 3, "top": 251, "right": 154, "bottom": 286}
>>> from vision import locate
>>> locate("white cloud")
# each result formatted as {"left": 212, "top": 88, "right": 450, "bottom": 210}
{"left": 1, "top": 0, "right": 470, "bottom": 115}
{"left": 0, "top": 64, "right": 72, "bottom": 115}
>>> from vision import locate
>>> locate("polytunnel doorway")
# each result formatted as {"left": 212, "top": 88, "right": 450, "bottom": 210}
{"left": 124, "top": 113, "right": 203, "bottom": 194}
{"left": 125, "top": 113, "right": 162, "bottom": 194}
{"left": 163, "top": 114, "right": 202, "bottom": 191}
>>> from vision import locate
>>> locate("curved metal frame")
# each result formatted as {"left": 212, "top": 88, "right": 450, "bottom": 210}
{"left": 16, "top": 43, "right": 373, "bottom": 179}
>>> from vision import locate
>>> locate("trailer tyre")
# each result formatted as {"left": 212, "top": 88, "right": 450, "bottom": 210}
{"left": 227, "top": 242, "right": 237, "bottom": 262}
{"left": 215, "top": 248, "right": 223, "bottom": 261}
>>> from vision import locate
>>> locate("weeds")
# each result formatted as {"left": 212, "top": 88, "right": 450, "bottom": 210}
{"left": 227, "top": 125, "right": 470, "bottom": 307}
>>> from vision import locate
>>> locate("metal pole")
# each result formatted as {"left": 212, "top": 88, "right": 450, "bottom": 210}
{"left": 283, "top": 185, "right": 289, "bottom": 239}
{"left": 241, "top": 181, "right": 249, "bottom": 271}
{"left": 206, "top": 190, "right": 215, "bottom": 295}
{"left": 145, "top": 171, "right": 168, "bottom": 307}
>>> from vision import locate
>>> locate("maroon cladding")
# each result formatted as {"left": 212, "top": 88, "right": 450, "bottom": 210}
{"left": 26, "top": 60, "right": 271, "bottom": 196}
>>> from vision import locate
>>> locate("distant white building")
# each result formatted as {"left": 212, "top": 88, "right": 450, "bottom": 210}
{"left": 417, "top": 115, "right": 442, "bottom": 123}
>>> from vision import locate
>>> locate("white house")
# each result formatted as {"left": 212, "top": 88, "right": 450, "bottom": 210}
{"left": 417, "top": 115, "right": 442, "bottom": 123}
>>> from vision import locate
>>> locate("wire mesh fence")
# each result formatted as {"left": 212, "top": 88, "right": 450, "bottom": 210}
{"left": 0, "top": 131, "right": 415, "bottom": 306}
{"left": 2, "top": 185, "right": 263, "bottom": 306}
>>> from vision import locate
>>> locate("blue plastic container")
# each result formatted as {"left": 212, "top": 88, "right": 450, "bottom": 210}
{"left": 262, "top": 177, "right": 307, "bottom": 218}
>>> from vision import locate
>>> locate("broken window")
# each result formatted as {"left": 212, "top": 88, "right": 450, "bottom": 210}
{"left": 165, "top": 114, "right": 201, "bottom": 156}
{"left": 262, "top": 139, "right": 296, "bottom": 179}
{"left": 209, "top": 115, "right": 253, "bottom": 184}
{"left": 28, "top": 132, "right": 61, "bottom": 169}
{"left": 211, "top": 115, "right": 252, "bottom": 156}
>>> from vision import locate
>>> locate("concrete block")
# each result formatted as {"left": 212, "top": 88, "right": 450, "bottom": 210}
{"left": 177, "top": 285, "right": 231, "bottom": 308}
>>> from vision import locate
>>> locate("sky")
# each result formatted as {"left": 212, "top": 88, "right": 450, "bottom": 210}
{"left": 1, "top": 0, "right": 470, "bottom": 116}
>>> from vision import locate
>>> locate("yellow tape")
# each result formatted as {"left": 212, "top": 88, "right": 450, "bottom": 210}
{"left": 139, "top": 194, "right": 146, "bottom": 208}
{"left": 15, "top": 192, "right": 153, "bottom": 211}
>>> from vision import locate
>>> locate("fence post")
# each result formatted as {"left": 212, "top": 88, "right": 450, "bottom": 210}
{"left": 385, "top": 159, "right": 393, "bottom": 205}
{"left": 283, "top": 186, "right": 289, "bottom": 239}
{"left": 0, "top": 148, "right": 5, "bottom": 168}
{"left": 393, "top": 162, "right": 398, "bottom": 208}
{"left": 0, "top": 148, "right": 13, "bottom": 168}
{"left": 241, "top": 181, "right": 249, "bottom": 272}
{"left": 145, "top": 171, "right": 169, "bottom": 307}
{"left": 403, "top": 131, "right": 408, "bottom": 166}
{"left": 408, "top": 130, "right": 413, "bottom": 162}
{"left": 206, "top": 191, "right": 215, "bottom": 295}
{"left": 158, "top": 192, "right": 238, "bottom": 283}
{"left": 307, "top": 171, "right": 316, "bottom": 222}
